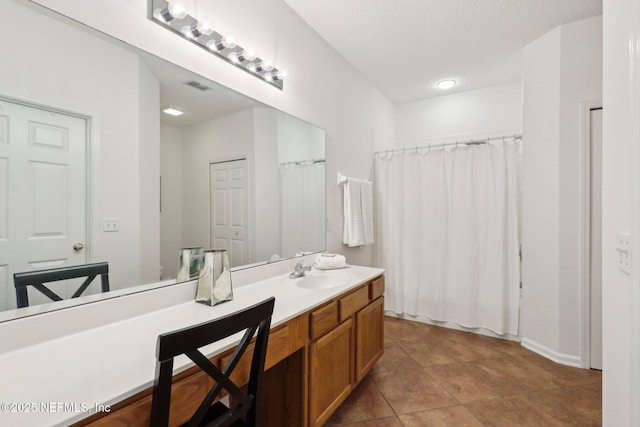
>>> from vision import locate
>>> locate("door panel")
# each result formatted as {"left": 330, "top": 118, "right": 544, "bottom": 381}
{"left": 29, "top": 161, "right": 68, "bottom": 237}
{"left": 0, "top": 98, "right": 87, "bottom": 310}
{"left": 209, "top": 159, "right": 248, "bottom": 267}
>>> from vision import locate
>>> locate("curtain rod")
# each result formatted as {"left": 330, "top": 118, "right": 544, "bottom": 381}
{"left": 374, "top": 134, "right": 523, "bottom": 157}
{"left": 280, "top": 158, "right": 325, "bottom": 166}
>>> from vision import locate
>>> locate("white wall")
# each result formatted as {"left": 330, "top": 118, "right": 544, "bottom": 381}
{"left": 602, "top": 0, "right": 638, "bottom": 424}
{"left": 558, "top": 16, "right": 603, "bottom": 356}
{"left": 277, "top": 113, "right": 325, "bottom": 163}
{"left": 180, "top": 109, "right": 255, "bottom": 255}
{"left": 521, "top": 16, "right": 602, "bottom": 365}
{"left": 138, "top": 62, "right": 161, "bottom": 282}
{"left": 32, "top": 0, "right": 396, "bottom": 269}
{"left": 252, "top": 108, "right": 280, "bottom": 261}
{"left": 393, "top": 82, "right": 523, "bottom": 148}
{"left": 521, "top": 26, "right": 563, "bottom": 355}
{"left": 0, "top": 0, "right": 161, "bottom": 290}
{"left": 159, "top": 124, "right": 183, "bottom": 278}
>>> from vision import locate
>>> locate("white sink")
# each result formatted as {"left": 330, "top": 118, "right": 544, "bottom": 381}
{"left": 287, "top": 270, "right": 355, "bottom": 290}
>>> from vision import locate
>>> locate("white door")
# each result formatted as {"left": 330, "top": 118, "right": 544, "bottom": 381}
{"left": 0, "top": 98, "right": 87, "bottom": 310}
{"left": 590, "top": 107, "right": 603, "bottom": 370}
{"left": 209, "top": 159, "right": 248, "bottom": 268}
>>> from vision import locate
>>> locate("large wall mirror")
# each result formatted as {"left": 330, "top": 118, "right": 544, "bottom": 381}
{"left": 0, "top": 0, "right": 325, "bottom": 318}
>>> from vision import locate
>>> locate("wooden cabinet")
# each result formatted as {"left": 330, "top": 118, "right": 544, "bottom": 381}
{"left": 355, "top": 296, "right": 384, "bottom": 382}
{"left": 75, "top": 275, "right": 384, "bottom": 427}
{"left": 309, "top": 319, "right": 353, "bottom": 427}
{"left": 308, "top": 276, "right": 385, "bottom": 427}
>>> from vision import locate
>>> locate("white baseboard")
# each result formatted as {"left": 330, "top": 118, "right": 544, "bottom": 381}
{"left": 520, "top": 337, "right": 582, "bottom": 368}
{"left": 384, "top": 311, "right": 520, "bottom": 342}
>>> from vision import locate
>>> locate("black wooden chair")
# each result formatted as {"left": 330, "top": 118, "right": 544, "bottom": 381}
{"left": 150, "top": 297, "right": 275, "bottom": 427}
{"left": 14, "top": 262, "right": 110, "bottom": 308}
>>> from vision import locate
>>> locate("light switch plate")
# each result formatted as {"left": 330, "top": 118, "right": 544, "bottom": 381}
{"left": 617, "top": 233, "right": 631, "bottom": 274}
{"left": 102, "top": 218, "right": 119, "bottom": 232}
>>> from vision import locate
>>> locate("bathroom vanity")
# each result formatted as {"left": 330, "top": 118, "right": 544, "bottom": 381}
{"left": 0, "top": 264, "right": 384, "bottom": 427}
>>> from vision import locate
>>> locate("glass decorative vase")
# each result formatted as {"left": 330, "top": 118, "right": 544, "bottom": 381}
{"left": 176, "top": 247, "right": 203, "bottom": 283}
{"left": 195, "top": 249, "right": 233, "bottom": 306}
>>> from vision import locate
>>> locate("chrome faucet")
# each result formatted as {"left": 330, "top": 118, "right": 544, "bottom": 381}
{"left": 289, "top": 261, "right": 312, "bottom": 278}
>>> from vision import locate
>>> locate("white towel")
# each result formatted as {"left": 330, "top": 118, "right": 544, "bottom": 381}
{"left": 343, "top": 179, "right": 365, "bottom": 246}
{"left": 315, "top": 253, "right": 347, "bottom": 268}
{"left": 360, "top": 181, "right": 374, "bottom": 245}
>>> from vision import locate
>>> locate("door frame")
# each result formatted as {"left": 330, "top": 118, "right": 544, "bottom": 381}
{"left": 208, "top": 155, "right": 253, "bottom": 266}
{"left": 0, "top": 92, "right": 93, "bottom": 266}
{"left": 630, "top": 3, "right": 640, "bottom": 420}
{"left": 579, "top": 100, "right": 603, "bottom": 369}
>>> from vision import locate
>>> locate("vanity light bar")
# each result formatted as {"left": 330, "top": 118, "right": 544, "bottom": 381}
{"left": 149, "top": 0, "right": 285, "bottom": 90}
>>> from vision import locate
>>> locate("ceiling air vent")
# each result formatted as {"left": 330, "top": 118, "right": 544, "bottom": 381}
{"left": 184, "top": 80, "right": 211, "bottom": 91}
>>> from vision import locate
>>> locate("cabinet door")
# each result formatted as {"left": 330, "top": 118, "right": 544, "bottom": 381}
{"left": 309, "top": 319, "right": 353, "bottom": 427}
{"left": 355, "top": 297, "right": 384, "bottom": 383}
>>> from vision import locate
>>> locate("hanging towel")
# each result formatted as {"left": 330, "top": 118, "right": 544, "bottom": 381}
{"left": 342, "top": 178, "right": 374, "bottom": 246}
{"left": 343, "top": 179, "right": 365, "bottom": 246}
{"left": 360, "top": 181, "right": 374, "bottom": 245}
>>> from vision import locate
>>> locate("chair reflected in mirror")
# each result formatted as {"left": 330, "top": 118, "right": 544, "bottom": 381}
{"left": 150, "top": 297, "right": 275, "bottom": 427}
{"left": 13, "top": 262, "right": 110, "bottom": 308}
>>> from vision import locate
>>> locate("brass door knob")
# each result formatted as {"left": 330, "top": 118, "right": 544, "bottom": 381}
{"left": 73, "top": 242, "right": 85, "bottom": 251}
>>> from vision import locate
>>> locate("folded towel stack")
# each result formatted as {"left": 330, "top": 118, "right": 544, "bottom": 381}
{"left": 315, "top": 253, "right": 347, "bottom": 269}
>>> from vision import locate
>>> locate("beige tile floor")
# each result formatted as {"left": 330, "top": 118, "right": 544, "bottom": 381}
{"left": 326, "top": 317, "right": 602, "bottom": 427}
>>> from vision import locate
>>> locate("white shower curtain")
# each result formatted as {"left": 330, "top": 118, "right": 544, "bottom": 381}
{"left": 280, "top": 162, "right": 325, "bottom": 257}
{"left": 374, "top": 140, "right": 521, "bottom": 335}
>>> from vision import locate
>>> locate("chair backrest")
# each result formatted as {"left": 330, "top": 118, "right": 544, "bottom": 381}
{"left": 150, "top": 297, "right": 275, "bottom": 427}
{"left": 13, "top": 262, "right": 110, "bottom": 308}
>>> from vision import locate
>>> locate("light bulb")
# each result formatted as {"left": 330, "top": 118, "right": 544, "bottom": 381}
{"left": 180, "top": 25, "right": 194, "bottom": 38}
{"left": 240, "top": 48, "right": 256, "bottom": 62}
{"left": 222, "top": 35, "right": 237, "bottom": 49}
{"left": 228, "top": 52, "right": 240, "bottom": 63}
{"left": 246, "top": 63, "right": 257, "bottom": 72}
{"left": 206, "top": 39, "right": 221, "bottom": 51}
{"left": 167, "top": 1, "right": 188, "bottom": 19}
{"left": 259, "top": 60, "right": 273, "bottom": 72}
{"left": 275, "top": 69, "right": 288, "bottom": 80}
{"left": 153, "top": 8, "right": 171, "bottom": 22}
{"left": 196, "top": 18, "right": 214, "bottom": 36}
{"left": 436, "top": 79, "right": 456, "bottom": 90}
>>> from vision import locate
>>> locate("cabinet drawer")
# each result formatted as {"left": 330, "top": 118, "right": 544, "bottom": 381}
{"left": 370, "top": 276, "right": 385, "bottom": 300}
{"left": 339, "top": 286, "right": 369, "bottom": 322}
{"left": 220, "top": 324, "right": 291, "bottom": 386}
{"left": 310, "top": 301, "right": 339, "bottom": 340}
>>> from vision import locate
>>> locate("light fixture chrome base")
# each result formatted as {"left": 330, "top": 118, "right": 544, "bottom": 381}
{"left": 148, "top": 0, "right": 284, "bottom": 90}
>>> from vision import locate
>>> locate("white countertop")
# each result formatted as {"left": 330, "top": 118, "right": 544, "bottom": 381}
{"left": 0, "top": 264, "right": 384, "bottom": 426}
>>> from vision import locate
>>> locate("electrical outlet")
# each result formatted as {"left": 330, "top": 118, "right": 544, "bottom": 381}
{"left": 616, "top": 233, "right": 631, "bottom": 274}
{"left": 103, "top": 218, "right": 119, "bottom": 232}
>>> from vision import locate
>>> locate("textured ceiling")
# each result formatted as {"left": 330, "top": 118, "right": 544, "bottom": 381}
{"left": 283, "top": 0, "right": 602, "bottom": 104}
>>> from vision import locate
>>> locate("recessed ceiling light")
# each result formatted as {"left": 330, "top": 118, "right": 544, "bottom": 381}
{"left": 163, "top": 106, "right": 184, "bottom": 117}
{"left": 437, "top": 79, "right": 457, "bottom": 90}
